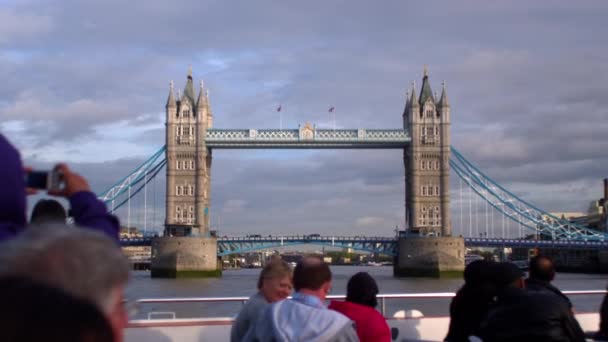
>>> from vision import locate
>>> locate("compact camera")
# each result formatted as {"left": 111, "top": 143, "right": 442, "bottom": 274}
{"left": 25, "top": 170, "right": 65, "bottom": 192}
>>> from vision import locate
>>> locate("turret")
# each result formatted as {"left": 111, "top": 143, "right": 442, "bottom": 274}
{"left": 437, "top": 81, "right": 450, "bottom": 123}
{"left": 166, "top": 81, "right": 176, "bottom": 109}
{"left": 196, "top": 80, "right": 206, "bottom": 122}
{"left": 205, "top": 89, "right": 213, "bottom": 129}
{"left": 418, "top": 66, "right": 435, "bottom": 106}
{"left": 166, "top": 81, "right": 177, "bottom": 124}
{"left": 183, "top": 66, "right": 196, "bottom": 108}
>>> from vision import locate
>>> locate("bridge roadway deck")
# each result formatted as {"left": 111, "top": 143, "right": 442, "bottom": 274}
{"left": 204, "top": 128, "right": 410, "bottom": 149}
{"left": 120, "top": 236, "right": 608, "bottom": 255}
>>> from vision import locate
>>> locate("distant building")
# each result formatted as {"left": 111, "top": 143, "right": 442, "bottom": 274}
{"left": 537, "top": 179, "right": 608, "bottom": 235}
{"left": 521, "top": 179, "right": 608, "bottom": 273}
{"left": 120, "top": 226, "right": 143, "bottom": 239}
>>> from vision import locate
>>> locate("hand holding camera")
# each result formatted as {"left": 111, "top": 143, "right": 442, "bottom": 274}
{"left": 25, "top": 164, "right": 91, "bottom": 198}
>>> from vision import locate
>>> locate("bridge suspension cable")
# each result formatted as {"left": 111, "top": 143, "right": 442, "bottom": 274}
{"left": 450, "top": 147, "right": 607, "bottom": 241}
{"left": 97, "top": 145, "right": 167, "bottom": 213}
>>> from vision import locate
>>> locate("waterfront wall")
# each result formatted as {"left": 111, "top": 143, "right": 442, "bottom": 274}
{"left": 151, "top": 236, "right": 220, "bottom": 277}
{"left": 394, "top": 236, "right": 465, "bottom": 277}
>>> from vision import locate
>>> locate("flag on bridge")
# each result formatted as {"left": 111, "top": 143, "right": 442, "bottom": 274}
{"left": 328, "top": 106, "right": 335, "bottom": 112}
{"left": 277, "top": 105, "right": 282, "bottom": 112}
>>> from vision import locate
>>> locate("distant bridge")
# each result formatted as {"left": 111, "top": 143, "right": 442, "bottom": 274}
{"left": 120, "top": 236, "right": 608, "bottom": 255}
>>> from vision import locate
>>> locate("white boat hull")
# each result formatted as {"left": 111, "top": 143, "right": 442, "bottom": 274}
{"left": 125, "top": 313, "right": 600, "bottom": 342}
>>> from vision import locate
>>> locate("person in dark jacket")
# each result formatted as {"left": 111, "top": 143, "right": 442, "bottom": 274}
{"left": 478, "top": 262, "right": 585, "bottom": 342}
{"left": 445, "top": 260, "right": 497, "bottom": 342}
{"left": 329, "top": 272, "right": 391, "bottom": 342}
{"left": 526, "top": 255, "right": 572, "bottom": 309}
{"left": 595, "top": 290, "right": 608, "bottom": 340}
{"left": 0, "top": 134, "right": 119, "bottom": 241}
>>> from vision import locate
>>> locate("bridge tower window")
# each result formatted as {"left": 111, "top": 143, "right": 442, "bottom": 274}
{"left": 421, "top": 161, "right": 426, "bottom": 170}
{"left": 426, "top": 110, "right": 433, "bottom": 118}
{"left": 435, "top": 186, "right": 439, "bottom": 196}
{"left": 422, "top": 186, "right": 426, "bottom": 196}
{"left": 190, "top": 160, "right": 195, "bottom": 169}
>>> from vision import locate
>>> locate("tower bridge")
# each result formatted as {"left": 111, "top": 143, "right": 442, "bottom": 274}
{"left": 148, "top": 67, "right": 459, "bottom": 278}
{"left": 100, "top": 67, "right": 608, "bottom": 278}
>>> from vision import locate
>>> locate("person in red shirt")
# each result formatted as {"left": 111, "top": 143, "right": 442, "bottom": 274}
{"left": 329, "top": 272, "right": 391, "bottom": 342}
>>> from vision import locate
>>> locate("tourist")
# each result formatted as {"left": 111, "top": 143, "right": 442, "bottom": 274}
{"left": 477, "top": 262, "right": 585, "bottom": 341}
{"left": 445, "top": 260, "right": 497, "bottom": 342}
{"left": 0, "top": 225, "right": 130, "bottom": 342}
{"left": 329, "top": 272, "right": 390, "bottom": 342}
{"left": 595, "top": 290, "right": 608, "bottom": 340}
{"left": 0, "top": 276, "right": 115, "bottom": 342}
{"left": 231, "top": 258, "right": 293, "bottom": 342}
{"left": 526, "top": 255, "right": 572, "bottom": 309}
{"left": 30, "top": 198, "right": 67, "bottom": 224}
{"left": 0, "top": 134, "right": 119, "bottom": 241}
{"left": 243, "top": 255, "right": 359, "bottom": 341}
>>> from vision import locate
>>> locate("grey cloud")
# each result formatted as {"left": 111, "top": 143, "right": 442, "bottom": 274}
{"left": 0, "top": 8, "right": 53, "bottom": 44}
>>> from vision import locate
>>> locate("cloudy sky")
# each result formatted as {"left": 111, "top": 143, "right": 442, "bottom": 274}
{"left": 1, "top": 0, "right": 607, "bottom": 237}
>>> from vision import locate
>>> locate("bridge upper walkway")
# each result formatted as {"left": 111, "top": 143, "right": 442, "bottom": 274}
{"left": 205, "top": 128, "right": 410, "bottom": 149}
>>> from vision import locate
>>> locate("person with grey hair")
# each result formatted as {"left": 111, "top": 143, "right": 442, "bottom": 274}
{"left": 231, "top": 258, "right": 293, "bottom": 342}
{"left": 0, "top": 225, "right": 130, "bottom": 342}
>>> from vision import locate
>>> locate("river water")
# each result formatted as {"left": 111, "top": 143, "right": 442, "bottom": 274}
{"left": 125, "top": 266, "right": 607, "bottom": 320}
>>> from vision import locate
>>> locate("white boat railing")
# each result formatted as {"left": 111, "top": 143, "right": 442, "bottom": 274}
{"left": 131, "top": 290, "right": 607, "bottom": 319}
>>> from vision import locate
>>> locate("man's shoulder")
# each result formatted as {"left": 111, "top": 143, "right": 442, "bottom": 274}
{"left": 274, "top": 299, "right": 351, "bottom": 324}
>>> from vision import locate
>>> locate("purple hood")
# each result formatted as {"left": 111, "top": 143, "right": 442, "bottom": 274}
{"left": 0, "top": 134, "right": 26, "bottom": 240}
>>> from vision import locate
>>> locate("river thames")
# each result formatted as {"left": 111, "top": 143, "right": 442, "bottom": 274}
{"left": 125, "top": 266, "right": 607, "bottom": 320}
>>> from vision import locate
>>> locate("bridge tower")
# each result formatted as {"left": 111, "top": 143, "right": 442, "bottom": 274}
{"left": 151, "top": 69, "right": 219, "bottom": 278}
{"left": 395, "top": 68, "right": 464, "bottom": 277}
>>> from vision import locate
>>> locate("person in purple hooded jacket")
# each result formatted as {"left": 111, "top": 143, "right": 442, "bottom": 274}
{"left": 0, "top": 134, "right": 119, "bottom": 242}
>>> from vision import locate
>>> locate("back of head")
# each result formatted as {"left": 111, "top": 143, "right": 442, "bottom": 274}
{"left": 529, "top": 255, "right": 555, "bottom": 282}
{"left": 257, "top": 258, "right": 293, "bottom": 289}
{"left": 491, "top": 262, "right": 525, "bottom": 290}
{"left": 0, "top": 276, "right": 115, "bottom": 342}
{"left": 464, "top": 260, "right": 495, "bottom": 286}
{"left": 293, "top": 255, "right": 331, "bottom": 291}
{"left": 0, "top": 224, "right": 130, "bottom": 315}
{"left": 0, "top": 134, "right": 26, "bottom": 231}
{"left": 346, "top": 272, "right": 379, "bottom": 308}
{"left": 30, "top": 199, "right": 67, "bottom": 224}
